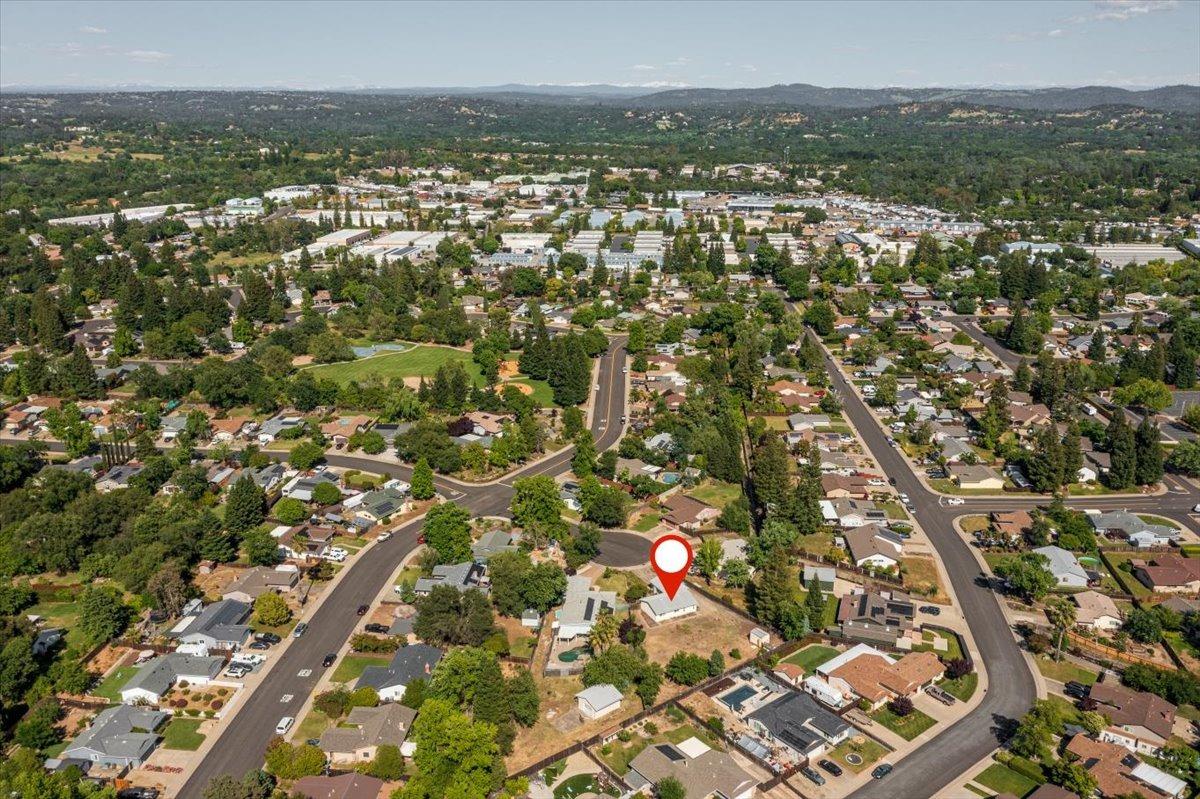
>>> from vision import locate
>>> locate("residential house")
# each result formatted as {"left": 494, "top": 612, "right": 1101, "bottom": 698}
{"left": 292, "top": 774, "right": 386, "bottom": 799}
{"left": 575, "top": 683, "right": 623, "bottom": 721}
{"left": 58, "top": 705, "right": 169, "bottom": 770}
{"left": 275, "top": 524, "right": 337, "bottom": 561}
{"left": 1090, "top": 681, "right": 1178, "bottom": 755}
{"left": 555, "top": 575, "right": 617, "bottom": 640}
{"left": 319, "top": 703, "right": 417, "bottom": 763}
{"left": 1064, "top": 735, "right": 1186, "bottom": 798}
{"left": 811, "top": 645, "right": 944, "bottom": 710}
{"left": 249, "top": 462, "right": 288, "bottom": 492}
{"left": 990, "top": 510, "right": 1033, "bottom": 544}
{"left": 282, "top": 470, "right": 340, "bottom": 502}
{"left": 946, "top": 463, "right": 1004, "bottom": 490}
{"left": 801, "top": 566, "right": 835, "bottom": 594}
{"left": 837, "top": 589, "right": 916, "bottom": 647}
{"left": 95, "top": 462, "right": 144, "bottom": 492}
{"left": 472, "top": 530, "right": 517, "bottom": 561}
{"left": 171, "top": 599, "right": 252, "bottom": 650}
{"left": 820, "top": 498, "right": 888, "bottom": 529}
{"left": 321, "top": 416, "right": 373, "bottom": 448}
{"left": 119, "top": 654, "right": 225, "bottom": 705}
{"left": 640, "top": 576, "right": 699, "bottom": 623}
{"left": 357, "top": 644, "right": 443, "bottom": 702}
{"left": 1088, "top": 511, "right": 1180, "bottom": 548}
{"left": 843, "top": 523, "right": 905, "bottom": 570}
{"left": 462, "top": 411, "right": 512, "bottom": 437}
{"left": 660, "top": 494, "right": 720, "bottom": 531}
{"left": 413, "top": 561, "right": 488, "bottom": 596}
{"left": 1031, "top": 546, "right": 1089, "bottom": 588}
{"left": 746, "top": 691, "right": 852, "bottom": 761}
{"left": 221, "top": 565, "right": 300, "bottom": 604}
{"left": 625, "top": 738, "right": 757, "bottom": 799}
{"left": 1132, "top": 556, "right": 1200, "bottom": 594}
{"left": 820, "top": 474, "right": 870, "bottom": 500}
{"left": 1071, "top": 591, "right": 1123, "bottom": 633}
{"left": 355, "top": 487, "right": 410, "bottom": 523}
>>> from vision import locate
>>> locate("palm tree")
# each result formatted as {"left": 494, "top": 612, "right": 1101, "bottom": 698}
{"left": 588, "top": 612, "right": 619, "bottom": 654}
{"left": 1044, "top": 596, "right": 1076, "bottom": 661}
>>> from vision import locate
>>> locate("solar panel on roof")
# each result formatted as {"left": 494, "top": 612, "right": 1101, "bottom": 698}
{"left": 656, "top": 745, "right": 685, "bottom": 762}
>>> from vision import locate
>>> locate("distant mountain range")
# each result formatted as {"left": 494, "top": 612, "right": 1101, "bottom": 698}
{"left": 3, "top": 81, "right": 1197, "bottom": 111}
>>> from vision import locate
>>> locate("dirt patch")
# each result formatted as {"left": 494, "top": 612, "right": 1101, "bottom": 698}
{"left": 639, "top": 591, "right": 756, "bottom": 666}
{"left": 88, "top": 644, "right": 135, "bottom": 677}
{"left": 193, "top": 564, "right": 248, "bottom": 600}
{"left": 503, "top": 381, "right": 534, "bottom": 396}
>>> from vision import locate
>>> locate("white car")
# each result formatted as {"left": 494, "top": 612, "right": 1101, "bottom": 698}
{"left": 595, "top": 383, "right": 601, "bottom": 390}
{"left": 231, "top": 653, "right": 266, "bottom": 666}
{"left": 946, "top": 497, "right": 965, "bottom": 506}
{"left": 325, "top": 547, "right": 348, "bottom": 562}
{"left": 1192, "top": 504, "right": 1200, "bottom": 514}
{"left": 377, "top": 531, "right": 392, "bottom": 542}
{"left": 275, "top": 716, "right": 295, "bottom": 735}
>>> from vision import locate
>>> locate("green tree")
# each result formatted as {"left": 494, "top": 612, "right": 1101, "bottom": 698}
{"left": 411, "top": 457, "right": 436, "bottom": 500}
{"left": 695, "top": 537, "right": 723, "bottom": 583}
{"left": 510, "top": 476, "right": 565, "bottom": 530}
{"left": 362, "top": 744, "right": 405, "bottom": 780}
{"left": 507, "top": 670, "right": 540, "bottom": 727}
{"left": 1107, "top": 414, "right": 1137, "bottom": 489}
{"left": 656, "top": 777, "right": 686, "bottom": 799}
{"left": 994, "top": 552, "right": 1056, "bottom": 601}
{"left": 804, "top": 576, "right": 828, "bottom": 630}
{"left": 78, "top": 586, "right": 130, "bottom": 644}
{"left": 1135, "top": 417, "right": 1164, "bottom": 486}
{"left": 288, "top": 441, "right": 326, "bottom": 471}
{"left": 254, "top": 592, "right": 292, "bottom": 628}
{"left": 399, "top": 699, "right": 504, "bottom": 799}
{"left": 423, "top": 502, "right": 473, "bottom": 564}
{"left": 225, "top": 475, "right": 266, "bottom": 534}
{"left": 244, "top": 528, "right": 280, "bottom": 566}
{"left": 272, "top": 497, "right": 307, "bottom": 525}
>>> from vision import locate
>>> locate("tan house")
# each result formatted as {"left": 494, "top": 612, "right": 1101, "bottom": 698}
{"left": 947, "top": 463, "right": 1004, "bottom": 490}
{"left": 318, "top": 703, "right": 417, "bottom": 763}
{"left": 1071, "top": 590, "right": 1122, "bottom": 632}
{"left": 659, "top": 494, "right": 720, "bottom": 531}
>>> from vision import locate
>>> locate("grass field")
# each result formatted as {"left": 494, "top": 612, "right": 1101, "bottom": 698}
{"left": 331, "top": 654, "right": 390, "bottom": 684}
{"left": 913, "top": 629, "right": 963, "bottom": 661}
{"left": 92, "top": 665, "right": 139, "bottom": 701}
{"left": 29, "top": 601, "right": 86, "bottom": 649}
{"left": 306, "top": 345, "right": 556, "bottom": 405}
{"left": 687, "top": 480, "right": 742, "bottom": 509}
{"left": 973, "top": 762, "right": 1039, "bottom": 797}
{"left": 162, "top": 718, "right": 206, "bottom": 750}
{"left": 829, "top": 737, "right": 889, "bottom": 773}
{"left": 870, "top": 706, "right": 937, "bottom": 741}
{"left": 631, "top": 511, "right": 661, "bottom": 533}
{"left": 1102, "top": 551, "right": 1155, "bottom": 599}
{"left": 1034, "top": 657, "right": 1098, "bottom": 685}
{"left": 209, "top": 251, "right": 278, "bottom": 269}
{"left": 781, "top": 644, "right": 839, "bottom": 674}
{"left": 595, "top": 722, "right": 721, "bottom": 776}
{"left": 294, "top": 708, "right": 332, "bottom": 742}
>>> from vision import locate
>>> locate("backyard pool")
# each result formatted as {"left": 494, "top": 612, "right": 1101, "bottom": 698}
{"left": 558, "top": 647, "right": 587, "bottom": 663}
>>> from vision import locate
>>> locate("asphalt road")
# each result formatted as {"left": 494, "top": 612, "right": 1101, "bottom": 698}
{"left": 175, "top": 338, "right": 635, "bottom": 798}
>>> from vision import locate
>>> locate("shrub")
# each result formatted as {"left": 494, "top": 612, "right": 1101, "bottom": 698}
{"left": 178, "top": 680, "right": 189, "bottom": 689}
{"left": 211, "top": 699, "right": 223, "bottom": 710}
{"left": 888, "top": 696, "right": 914, "bottom": 717}
{"left": 643, "top": 722, "right": 659, "bottom": 736}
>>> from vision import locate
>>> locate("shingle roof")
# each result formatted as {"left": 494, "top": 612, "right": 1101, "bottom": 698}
{"left": 356, "top": 644, "right": 443, "bottom": 692}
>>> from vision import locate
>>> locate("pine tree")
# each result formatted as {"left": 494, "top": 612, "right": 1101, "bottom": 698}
{"left": 572, "top": 430, "right": 596, "bottom": 477}
{"left": 411, "top": 457, "right": 435, "bottom": 500}
{"left": 1134, "top": 417, "right": 1163, "bottom": 486}
{"left": 804, "top": 576, "right": 827, "bottom": 630}
{"left": 471, "top": 656, "right": 514, "bottom": 754}
{"left": 63, "top": 344, "right": 100, "bottom": 399}
{"left": 1061, "top": 424, "right": 1083, "bottom": 485}
{"left": 750, "top": 435, "right": 791, "bottom": 514}
{"left": 225, "top": 475, "right": 266, "bottom": 534}
{"left": 1107, "top": 415, "right": 1137, "bottom": 489}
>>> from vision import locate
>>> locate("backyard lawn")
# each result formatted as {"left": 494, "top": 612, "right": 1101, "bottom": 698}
{"left": 331, "top": 654, "right": 390, "bottom": 684}
{"left": 687, "top": 480, "right": 742, "bottom": 509}
{"left": 161, "top": 718, "right": 206, "bottom": 750}
{"left": 973, "top": 762, "right": 1039, "bottom": 798}
{"left": 92, "top": 665, "right": 139, "bottom": 701}
{"left": 913, "top": 629, "right": 963, "bottom": 661}
{"left": 29, "top": 601, "right": 86, "bottom": 649}
{"left": 553, "top": 774, "right": 616, "bottom": 799}
{"left": 294, "top": 708, "right": 332, "bottom": 742}
{"left": 595, "top": 721, "right": 721, "bottom": 776}
{"left": 870, "top": 706, "right": 937, "bottom": 741}
{"left": 781, "top": 644, "right": 840, "bottom": 674}
{"left": 1034, "top": 657, "right": 1098, "bottom": 686}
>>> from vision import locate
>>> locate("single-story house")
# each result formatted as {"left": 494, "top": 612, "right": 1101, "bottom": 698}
{"left": 1132, "top": 556, "right": 1200, "bottom": 594}
{"left": 1031, "top": 545, "right": 1089, "bottom": 588}
{"left": 221, "top": 565, "right": 300, "bottom": 603}
{"left": 1071, "top": 591, "right": 1123, "bottom": 632}
{"left": 292, "top": 774, "right": 386, "bottom": 799}
{"left": 659, "top": 493, "right": 720, "bottom": 531}
{"left": 170, "top": 599, "right": 252, "bottom": 651}
{"left": 413, "top": 561, "right": 488, "bottom": 596}
{"left": 555, "top": 575, "right": 617, "bottom": 640}
{"left": 625, "top": 737, "right": 756, "bottom": 799}
{"left": 575, "top": 683, "right": 623, "bottom": 721}
{"left": 58, "top": 705, "right": 169, "bottom": 770}
{"left": 357, "top": 644, "right": 443, "bottom": 703}
{"left": 746, "top": 691, "right": 852, "bottom": 760}
{"left": 946, "top": 463, "right": 1004, "bottom": 490}
{"left": 640, "top": 576, "right": 699, "bottom": 623}
{"left": 843, "top": 523, "right": 905, "bottom": 570}
{"left": 1090, "top": 681, "right": 1177, "bottom": 756}
{"left": 319, "top": 702, "right": 418, "bottom": 763}
{"left": 119, "top": 654, "right": 225, "bottom": 705}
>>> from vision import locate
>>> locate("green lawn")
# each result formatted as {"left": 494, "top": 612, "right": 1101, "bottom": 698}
{"left": 596, "top": 722, "right": 720, "bottom": 776}
{"left": 829, "top": 737, "right": 890, "bottom": 773}
{"left": 511, "top": 635, "right": 537, "bottom": 660}
{"left": 294, "top": 708, "right": 332, "bottom": 742}
{"left": 554, "top": 774, "right": 616, "bottom": 799}
{"left": 92, "top": 665, "right": 139, "bottom": 701}
{"left": 687, "top": 480, "right": 742, "bottom": 509}
{"left": 870, "top": 706, "right": 937, "bottom": 741}
{"left": 331, "top": 654, "right": 390, "bottom": 684}
{"left": 29, "top": 601, "right": 86, "bottom": 649}
{"left": 1034, "top": 657, "right": 1098, "bottom": 686}
{"left": 161, "top": 718, "right": 206, "bottom": 750}
{"left": 781, "top": 644, "right": 840, "bottom": 674}
{"left": 941, "top": 672, "right": 979, "bottom": 701}
{"left": 913, "top": 629, "right": 963, "bottom": 662}
{"left": 1102, "top": 552, "right": 1154, "bottom": 599}
{"left": 631, "top": 512, "right": 661, "bottom": 533}
{"left": 973, "top": 762, "right": 1039, "bottom": 798}
{"left": 306, "top": 345, "right": 556, "bottom": 405}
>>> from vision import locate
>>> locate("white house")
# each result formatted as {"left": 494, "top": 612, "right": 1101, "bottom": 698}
{"left": 575, "top": 684, "right": 623, "bottom": 720}
{"left": 640, "top": 576, "right": 699, "bottom": 623}
{"left": 1032, "top": 545, "right": 1089, "bottom": 588}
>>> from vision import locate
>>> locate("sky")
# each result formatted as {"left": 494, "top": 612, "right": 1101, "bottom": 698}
{"left": 1, "top": 0, "right": 1198, "bottom": 90}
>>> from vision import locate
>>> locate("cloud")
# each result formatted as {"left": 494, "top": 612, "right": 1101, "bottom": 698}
{"left": 1067, "top": 0, "right": 1179, "bottom": 23}
{"left": 630, "top": 64, "right": 655, "bottom": 71}
{"left": 125, "top": 49, "right": 170, "bottom": 62}
{"left": 79, "top": 25, "right": 108, "bottom": 34}
{"left": 741, "top": 64, "right": 758, "bottom": 73}
{"left": 1047, "top": 28, "right": 1066, "bottom": 37}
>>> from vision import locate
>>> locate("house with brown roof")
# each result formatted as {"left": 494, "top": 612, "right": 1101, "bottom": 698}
{"left": 821, "top": 473, "right": 870, "bottom": 499}
{"left": 659, "top": 493, "right": 720, "bottom": 531}
{"left": 292, "top": 774, "right": 385, "bottom": 799}
{"left": 990, "top": 510, "right": 1033, "bottom": 543}
{"left": 843, "top": 523, "right": 904, "bottom": 570}
{"left": 1065, "top": 735, "right": 1187, "bottom": 798}
{"left": 1071, "top": 590, "right": 1123, "bottom": 633}
{"left": 1089, "top": 681, "right": 1177, "bottom": 755}
{"left": 947, "top": 463, "right": 1004, "bottom": 490}
{"left": 462, "top": 411, "right": 512, "bottom": 437}
{"left": 813, "top": 645, "right": 943, "bottom": 710}
{"left": 320, "top": 415, "right": 373, "bottom": 447}
{"left": 210, "top": 417, "right": 253, "bottom": 442}
{"left": 1132, "top": 556, "right": 1200, "bottom": 594}
{"left": 221, "top": 566, "right": 300, "bottom": 603}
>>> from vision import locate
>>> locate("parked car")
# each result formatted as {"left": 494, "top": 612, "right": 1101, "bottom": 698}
{"left": 225, "top": 663, "right": 250, "bottom": 678}
{"left": 275, "top": 716, "right": 295, "bottom": 735}
{"left": 364, "top": 623, "right": 389, "bottom": 634}
{"left": 919, "top": 605, "right": 941, "bottom": 616}
{"left": 818, "top": 759, "right": 844, "bottom": 777}
{"left": 231, "top": 653, "right": 265, "bottom": 666}
{"left": 926, "top": 685, "right": 956, "bottom": 705}
{"left": 946, "top": 497, "right": 965, "bottom": 506}
{"left": 248, "top": 640, "right": 271, "bottom": 651}
{"left": 1064, "top": 681, "right": 1090, "bottom": 700}
{"left": 800, "top": 767, "right": 825, "bottom": 786}
{"left": 871, "top": 764, "right": 893, "bottom": 779}
{"left": 293, "top": 622, "right": 308, "bottom": 638}
{"left": 255, "top": 632, "right": 281, "bottom": 644}
{"left": 322, "top": 653, "right": 337, "bottom": 668}
{"left": 377, "top": 531, "right": 392, "bottom": 542}
{"left": 118, "top": 789, "right": 160, "bottom": 799}
{"left": 1192, "top": 503, "right": 1200, "bottom": 513}
{"left": 356, "top": 604, "right": 370, "bottom": 616}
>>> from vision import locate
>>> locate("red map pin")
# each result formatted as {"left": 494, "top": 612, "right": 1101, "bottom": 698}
{"left": 650, "top": 534, "right": 693, "bottom": 600}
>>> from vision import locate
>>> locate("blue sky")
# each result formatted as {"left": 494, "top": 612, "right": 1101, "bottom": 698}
{"left": 2, "top": 0, "right": 1197, "bottom": 89}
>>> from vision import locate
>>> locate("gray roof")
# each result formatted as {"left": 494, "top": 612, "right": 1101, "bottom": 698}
{"left": 357, "top": 644, "right": 443, "bottom": 692}
{"left": 1088, "top": 510, "right": 1177, "bottom": 538}
{"left": 1032, "top": 546, "right": 1088, "bottom": 582}
{"left": 318, "top": 703, "right": 416, "bottom": 754}
{"left": 640, "top": 576, "right": 697, "bottom": 617}
{"left": 63, "top": 704, "right": 168, "bottom": 762}
{"left": 122, "top": 654, "right": 225, "bottom": 698}
{"left": 748, "top": 691, "right": 850, "bottom": 750}
{"left": 472, "top": 530, "right": 516, "bottom": 560}
{"left": 413, "top": 561, "right": 486, "bottom": 594}
{"left": 558, "top": 575, "right": 616, "bottom": 629}
{"left": 358, "top": 487, "right": 407, "bottom": 518}
{"left": 173, "top": 599, "right": 252, "bottom": 645}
